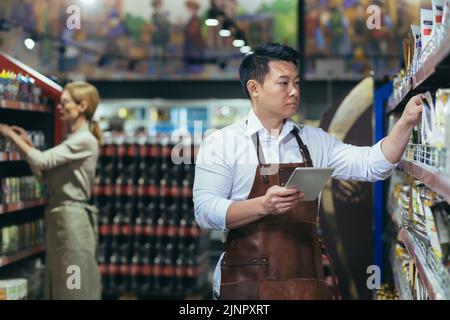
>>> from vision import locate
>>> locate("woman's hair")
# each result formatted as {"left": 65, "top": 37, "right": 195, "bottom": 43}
{"left": 64, "top": 81, "right": 103, "bottom": 145}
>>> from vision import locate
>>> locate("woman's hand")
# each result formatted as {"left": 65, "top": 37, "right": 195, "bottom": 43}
{"left": 260, "top": 185, "right": 304, "bottom": 215}
{"left": 0, "top": 124, "right": 14, "bottom": 137}
{"left": 11, "top": 126, "right": 33, "bottom": 147}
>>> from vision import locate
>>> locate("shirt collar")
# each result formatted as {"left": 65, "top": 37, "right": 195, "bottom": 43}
{"left": 67, "top": 121, "right": 90, "bottom": 137}
{"left": 245, "top": 108, "right": 302, "bottom": 139}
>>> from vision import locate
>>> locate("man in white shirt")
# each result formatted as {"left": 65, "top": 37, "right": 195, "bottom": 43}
{"left": 193, "top": 43, "right": 422, "bottom": 299}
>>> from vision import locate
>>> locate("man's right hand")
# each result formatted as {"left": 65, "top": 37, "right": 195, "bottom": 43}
{"left": 261, "top": 185, "right": 304, "bottom": 215}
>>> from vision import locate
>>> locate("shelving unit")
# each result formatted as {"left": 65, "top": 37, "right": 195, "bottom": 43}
{"left": 0, "top": 53, "right": 62, "bottom": 298}
{"left": 400, "top": 160, "right": 450, "bottom": 204}
{"left": 0, "top": 245, "right": 45, "bottom": 268}
{"left": 390, "top": 245, "right": 413, "bottom": 300}
{"left": 385, "top": 28, "right": 450, "bottom": 300}
{"left": 0, "top": 100, "right": 52, "bottom": 113}
{"left": 0, "top": 199, "right": 48, "bottom": 215}
{"left": 398, "top": 229, "right": 450, "bottom": 300}
{"left": 387, "top": 31, "right": 450, "bottom": 113}
{"left": 0, "top": 151, "right": 22, "bottom": 161}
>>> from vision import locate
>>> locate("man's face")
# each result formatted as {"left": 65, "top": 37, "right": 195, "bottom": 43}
{"left": 254, "top": 60, "right": 300, "bottom": 120}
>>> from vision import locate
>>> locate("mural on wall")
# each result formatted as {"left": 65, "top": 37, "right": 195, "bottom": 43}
{"left": 0, "top": 0, "right": 297, "bottom": 80}
{"left": 304, "top": 0, "right": 431, "bottom": 80}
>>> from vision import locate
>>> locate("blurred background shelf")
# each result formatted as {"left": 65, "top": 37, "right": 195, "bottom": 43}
{"left": 0, "top": 199, "right": 48, "bottom": 215}
{"left": 0, "top": 100, "right": 52, "bottom": 113}
{"left": 0, "top": 245, "right": 45, "bottom": 268}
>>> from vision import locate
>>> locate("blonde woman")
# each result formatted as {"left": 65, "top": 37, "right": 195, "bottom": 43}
{"left": 0, "top": 82, "right": 103, "bottom": 300}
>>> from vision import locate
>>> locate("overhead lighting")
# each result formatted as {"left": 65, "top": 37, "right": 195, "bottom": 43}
{"left": 205, "top": 18, "right": 219, "bottom": 27}
{"left": 24, "top": 38, "right": 35, "bottom": 50}
{"left": 240, "top": 46, "right": 252, "bottom": 54}
{"left": 219, "top": 29, "right": 231, "bottom": 37}
{"left": 233, "top": 39, "right": 245, "bottom": 48}
{"left": 81, "top": 0, "right": 96, "bottom": 4}
{"left": 220, "top": 106, "right": 231, "bottom": 116}
{"left": 118, "top": 108, "right": 128, "bottom": 119}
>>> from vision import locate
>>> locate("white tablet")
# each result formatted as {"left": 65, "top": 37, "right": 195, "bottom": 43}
{"left": 285, "top": 167, "right": 335, "bottom": 201}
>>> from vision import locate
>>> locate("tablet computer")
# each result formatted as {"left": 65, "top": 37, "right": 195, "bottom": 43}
{"left": 285, "top": 167, "right": 335, "bottom": 201}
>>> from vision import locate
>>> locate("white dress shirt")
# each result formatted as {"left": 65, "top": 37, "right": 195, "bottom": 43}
{"left": 193, "top": 108, "right": 396, "bottom": 296}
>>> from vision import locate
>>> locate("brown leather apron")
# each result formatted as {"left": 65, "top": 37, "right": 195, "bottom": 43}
{"left": 220, "top": 127, "right": 334, "bottom": 300}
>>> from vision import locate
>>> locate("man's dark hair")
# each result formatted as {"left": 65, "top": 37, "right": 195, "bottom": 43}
{"left": 239, "top": 43, "right": 300, "bottom": 99}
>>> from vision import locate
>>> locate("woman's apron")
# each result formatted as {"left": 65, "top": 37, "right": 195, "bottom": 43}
{"left": 44, "top": 200, "right": 101, "bottom": 300}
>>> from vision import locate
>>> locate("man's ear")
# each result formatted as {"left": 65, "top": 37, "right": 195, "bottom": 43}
{"left": 247, "top": 80, "right": 259, "bottom": 98}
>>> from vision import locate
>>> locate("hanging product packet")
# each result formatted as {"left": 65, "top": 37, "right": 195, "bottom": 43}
{"left": 432, "top": 205, "right": 450, "bottom": 265}
{"left": 432, "top": 0, "right": 446, "bottom": 43}
{"left": 432, "top": 0, "right": 445, "bottom": 27}
{"left": 420, "top": 92, "right": 436, "bottom": 147}
{"left": 420, "top": 9, "right": 435, "bottom": 51}
{"left": 411, "top": 25, "right": 422, "bottom": 73}
{"left": 423, "top": 202, "right": 443, "bottom": 259}
{"left": 443, "top": 0, "right": 450, "bottom": 27}
{"left": 434, "top": 89, "right": 450, "bottom": 149}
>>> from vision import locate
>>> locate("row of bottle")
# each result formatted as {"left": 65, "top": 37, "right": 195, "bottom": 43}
{"left": 0, "top": 219, "right": 44, "bottom": 256}
{"left": 0, "top": 176, "right": 47, "bottom": 206}
{"left": 96, "top": 134, "right": 197, "bottom": 188}
{"left": 0, "top": 131, "right": 47, "bottom": 154}
{"left": 0, "top": 70, "right": 44, "bottom": 105}
{"left": 98, "top": 230, "right": 209, "bottom": 294}
{"left": 93, "top": 186, "right": 208, "bottom": 294}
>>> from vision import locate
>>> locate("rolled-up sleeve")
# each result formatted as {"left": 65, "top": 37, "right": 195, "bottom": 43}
{"left": 193, "top": 135, "right": 234, "bottom": 231}
{"left": 320, "top": 129, "right": 397, "bottom": 182}
{"left": 25, "top": 133, "right": 94, "bottom": 171}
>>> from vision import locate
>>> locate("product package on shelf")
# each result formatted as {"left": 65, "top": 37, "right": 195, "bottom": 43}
{"left": 403, "top": 89, "right": 450, "bottom": 175}
{"left": 0, "top": 219, "right": 44, "bottom": 257}
{"left": 92, "top": 133, "right": 209, "bottom": 298}
{"left": 429, "top": 203, "right": 450, "bottom": 266}
{"left": 389, "top": 1, "right": 450, "bottom": 110}
{"left": 0, "top": 175, "right": 47, "bottom": 211}
{"left": 392, "top": 239, "right": 431, "bottom": 300}
{"left": 0, "top": 69, "right": 48, "bottom": 107}
{"left": 388, "top": 174, "right": 450, "bottom": 299}
{"left": 0, "top": 278, "right": 28, "bottom": 300}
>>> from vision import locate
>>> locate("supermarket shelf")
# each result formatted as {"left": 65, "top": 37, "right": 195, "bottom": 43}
{"left": 387, "top": 205, "right": 403, "bottom": 232}
{"left": 399, "top": 229, "right": 450, "bottom": 300}
{"left": 399, "top": 160, "right": 450, "bottom": 204}
{"left": 390, "top": 246, "right": 413, "bottom": 300}
{"left": 0, "top": 151, "right": 22, "bottom": 162}
{"left": 387, "top": 87, "right": 414, "bottom": 113}
{"left": 0, "top": 199, "right": 48, "bottom": 215}
{"left": 413, "top": 32, "right": 450, "bottom": 89}
{"left": 0, "top": 99, "right": 52, "bottom": 113}
{"left": 0, "top": 245, "right": 45, "bottom": 268}
{"left": 388, "top": 32, "right": 450, "bottom": 113}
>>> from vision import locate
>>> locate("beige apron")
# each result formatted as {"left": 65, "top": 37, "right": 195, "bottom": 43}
{"left": 44, "top": 200, "right": 101, "bottom": 300}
